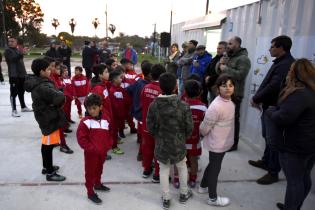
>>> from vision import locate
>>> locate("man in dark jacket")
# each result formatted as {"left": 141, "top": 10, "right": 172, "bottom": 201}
{"left": 216, "top": 36, "right": 251, "bottom": 151}
{"left": 205, "top": 41, "right": 227, "bottom": 103}
{"left": 82, "top": 41, "right": 96, "bottom": 79}
{"left": 45, "top": 41, "right": 61, "bottom": 59}
{"left": 4, "top": 37, "right": 32, "bottom": 117}
{"left": 58, "top": 40, "right": 72, "bottom": 77}
{"left": 99, "top": 41, "right": 111, "bottom": 63}
{"left": 249, "top": 35, "right": 295, "bottom": 185}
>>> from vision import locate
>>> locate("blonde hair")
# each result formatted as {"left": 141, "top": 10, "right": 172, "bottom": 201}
{"left": 279, "top": 58, "right": 315, "bottom": 103}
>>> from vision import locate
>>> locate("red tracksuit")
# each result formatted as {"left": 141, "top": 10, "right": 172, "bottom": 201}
{"left": 141, "top": 81, "right": 161, "bottom": 175}
{"left": 72, "top": 74, "right": 89, "bottom": 115}
{"left": 77, "top": 114, "right": 113, "bottom": 196}
{"left": 62, "top": 77, "right": 74, "bottom": 121}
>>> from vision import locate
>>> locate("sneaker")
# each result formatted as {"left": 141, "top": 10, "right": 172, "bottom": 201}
{"left": 94, "top": 184, "right": 110, "bottom": 192}
{"left": 162, "top": 198, "right": 171, "bottom": 210}
{"left": 46, "top": 172, "right": 66, "bottom": 182}
{"left": 118, "top": 130, "right": 126, "bottom": 139}
{"left": 63, "top": 128, "right": 72, "bottom": 133}
{"left": 12, "top": 110, "right": 21, "bottom": 117}
{"left": 248, "top": 160, "right": 268, "bottom": 171}
{"left": 152, "top": 175, "right": 160, "bottom": 183}
{"left": 60, "top": 145, "right": 74, "bottom": 154}
{"left": 173, "top": 180, "right": 180, "bottom": 189}
{"left": 256, "top": 173, "right": 279, "bottom": 185}
{"left": 198, "top": 186, "right": 208, "bottom": 194}
{"left": 137, "top": 152, "right": 142, "bottom": 161}
{"left": 142, "top": 170, "right": 152, "bottom": 178}
{"left": 42, "top": 165, "right": 60, "bottom": 174}
{"left": 130, "top": 127, "right": 137, "bottom": 134}
{"left": 106, "top": 155, "right": 112, "bottom": 160}
{"left": 179, "top": 189, "right": 193, "bottom": 204}
{"left": 207, "top": 196, "right": 230, "bottom": 207}
{"left": 276, "top": 203, "right": 284, "bottom": 210}
{"left": 117, "top": 139, "right": 124, "bottom": 144}
{"left": 88, "top": 193, "right": 102, "bottom": 205}
{"left": 188, "top": 180, "right": 196, "bottom": 188}
{"left": 21, "top": 107, "right": 33, "bottom": 112}
{"left": 112, "top": 147, "right": 124, "bottom": 155}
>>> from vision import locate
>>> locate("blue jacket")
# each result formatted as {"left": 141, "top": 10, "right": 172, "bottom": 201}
{"left": 123, "top": 48, "right": 138, "bottom": 65}
{"left": 190, "top": 52, "right": 212, "bottom": 79}
{"left": 126, "top": 78, "right": 150, "bottom": 121}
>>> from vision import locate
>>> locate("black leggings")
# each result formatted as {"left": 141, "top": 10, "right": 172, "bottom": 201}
{"left": 200, "top": 151, "right": 225, "bottom": 199}
{"left": 9, "top": 77, "right": 26, "bottom": 110}
{"left": 41, "top": 144, "right": 55, "bottom": 174}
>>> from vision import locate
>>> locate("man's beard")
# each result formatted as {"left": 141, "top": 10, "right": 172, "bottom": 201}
{"left": 227, "top": 48, "right": 234, "bottom": 56}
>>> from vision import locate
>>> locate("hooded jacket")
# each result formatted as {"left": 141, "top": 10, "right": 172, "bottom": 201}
{"left": 24, "top": 75, "right": 66, "bottom": 135}
{"left": 147, "top": 94, "right": 193, "bottom": 164}
{"left": 216, "top": 48, "right": 251, "bottom": 98}
{"left": 190, "top": 51, "right": 212, "bottom": 79}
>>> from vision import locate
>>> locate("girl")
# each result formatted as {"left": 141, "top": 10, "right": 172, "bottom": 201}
{"left": 198, "top": 74, "right": 235, "bottom": 207}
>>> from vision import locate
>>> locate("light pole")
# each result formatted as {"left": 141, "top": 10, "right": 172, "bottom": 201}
{"left": 69, "top": 18, "right": 76, "bottom": 36}
{"left": 105, "top": 4, "right": 108, "bottom": 38}
{"left": 0, "top": 0, "right": 7, "bottom": 46}
{"left": 152, "top": 23, "right": 156, "bottom": 56}
{"left": 92, "top": 18, "right": 100, "bottom": 37}
{"left": 51, "top": 18, "right": 60, "bottom": 36}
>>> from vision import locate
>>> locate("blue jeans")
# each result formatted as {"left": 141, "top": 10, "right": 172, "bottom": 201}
{"left": 261, "top": 111, "right": 281, "bottom": 175}
{"left": 279, "top": 152, "right": 315, "bottom": 210}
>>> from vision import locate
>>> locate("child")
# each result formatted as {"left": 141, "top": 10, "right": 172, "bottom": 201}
{"left": 77, "top": 93, "right": 113, "bottom": 204}
{"left": 61, "top": 65, "right": 74, "bottom": 123}
{"left": 126, "top": 61, "right": 152, "bottom": 161}
{"left": 72, "top": 66, "right": 89, "bottom": 119}
{"left": 147, "top": 72, "right": 193, "bottom": 209}
{"left": 24, "top": 58, "right": 66, "bottom": 182}
{"left": 198, "top": 74, "right": 235, "bottom": 207}
{"left": 140, "top": 64, "right": 166, "bottom": 182}
{"left": 183, "top": 80, "right": 206, "bottom": 188}
{"left": 109, "top": 70, "right": 130, "bottom": 153}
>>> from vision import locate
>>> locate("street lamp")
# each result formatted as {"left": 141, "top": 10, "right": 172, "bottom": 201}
{"left": 92, "top": 18, "right": 100, "bottom": 37}
{"left": 51, "top": 18, "right": 60, "bottom": 36}
{"left": 108, "top": 24, "right": 116, "bottom": 37}
{"left": 69, "top": 18, "right": 76, "bottom": 36}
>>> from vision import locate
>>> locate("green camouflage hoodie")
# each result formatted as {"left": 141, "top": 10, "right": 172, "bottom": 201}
{"left": 147, "top": 94, "right": 193, "bottom": 164}
{"left": 216, "top": 48, "right": 251, "bottom": 98}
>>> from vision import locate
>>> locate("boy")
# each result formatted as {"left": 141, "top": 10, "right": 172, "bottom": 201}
{"left": 77, "top": 94, "right": 112, "bottom": 204}
{"left": 72, "top": 66, "right": 89, "bottom": 119}
{"left": 141, "top": 64, "right": 166, "bottom": 182}
{"left": 24, "top": 58, "right": 66, "bottom": 181}
{"left": 61, "top": 65, "right": 74, "bottom": 123}
{"left": 183, "top": 80, "right": 206, "bottom": 188}
{"left": 147, "top": 72, "right": 193, "bottom": 209}
{"left": 120, "top": 58, "right": 138, "bottom": 87}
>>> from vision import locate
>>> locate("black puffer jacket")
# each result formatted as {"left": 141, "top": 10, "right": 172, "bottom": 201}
{"left": 24, "top": 75, "right": 66, "bottom": 135}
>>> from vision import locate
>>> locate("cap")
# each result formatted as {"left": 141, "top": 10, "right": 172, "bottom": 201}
{"left": 196, "top": 45, "right": 206, "bottom": 50}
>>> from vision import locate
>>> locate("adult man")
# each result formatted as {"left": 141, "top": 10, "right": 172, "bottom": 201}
{"left": 190, "top": 45, "right": 212, "bottom": 104}
{"left": 82, "top": 41, "right": 97, "bottom": 79}
{"left": 45, "top": 41, "right": 60, "bottom": 59}
{"left": 99, "top": 41, "right": 111, "bottom": 63}
{"left": 249, "top": 35, "right": 295, "bottom": 185}
{"left": 205, "top": 41, "right": 227, "bottom": 103}
{"left": 58, "top": 40, "right": 72, "bottom": 77}
{"left": 122, "top": 43, "right": 137, "bottom": 66}
{"left": 216, "top": 36, "right": 251, "bottom": 151}
{"left": 4, "top": 37, "right": 32, "bottom": 117}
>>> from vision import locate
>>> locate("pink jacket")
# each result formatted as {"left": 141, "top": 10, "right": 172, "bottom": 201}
{"left": 200, "top": 96, "right": 235, "bottom": 153}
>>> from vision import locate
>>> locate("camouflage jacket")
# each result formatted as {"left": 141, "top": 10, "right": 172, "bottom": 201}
{"left": 147, "top": 94, "right": 193, "bottom": 164}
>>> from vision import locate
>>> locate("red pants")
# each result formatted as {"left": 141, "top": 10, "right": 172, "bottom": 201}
{"left": 59, "top": 128, "right": 67, "bottom": 146}
{"left": 74, "top": 98, "right": 82, "bottom": 115}
{"left": 111, "top": 123, "right": 118, "bottom": 149}
{"left": 142, "top": 130, "right": 159, "bottom": 176}
{"left": 84, "top": 152, "right": 106, "bottom": 196}
{"left": 63, "top": 96, "right": 72, "bottom": 121}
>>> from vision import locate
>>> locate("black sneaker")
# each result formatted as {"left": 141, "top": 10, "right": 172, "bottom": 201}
{"left": 68, "top": 119, "right": 75, "bottom": 124}
{"left": 46, "top": 172, "right": 66, "bottom": 182}
{"left": 64, "top": 128, "right": 72, "bottom": 133}
{"left": 276, "top": 203, "right": 284, "bottom": 210}
{"left": 42, "top": 165, "right": 60, "bottom": 174}
{"left": 152, "top": 175, "right": 160, "bottom": 183}
{"left": 60, "top": 145, "right": 74, "bottom": 154}
{"left": 256, "top": 173, "right": 279, "bottom": 185}
{"left": 162, "top": 198, "right": 170, "bottom": 210}
{"left": 94, "top": 184, "right": 110, "bottom": 192}
{"left": 179, "top": 189, "right": 193, "bottom": 204}
{"left": 106, "top": 155, "right": 112, "bottom": 160}
{"left": 130, "top": 127, "right": 137, "bottom": 134}
{"left": 248, "top": 160, "right": 268, "bottom": 171}
{"left": 88, "top": 193, "right": 102, "bottom": 205}
{"left": 142, "top": 170, "right": 152, "bottom": 178}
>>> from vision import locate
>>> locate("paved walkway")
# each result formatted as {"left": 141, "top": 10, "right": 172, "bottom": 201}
{"left": 0, "top": 59, "right": 314, "bottom": 210}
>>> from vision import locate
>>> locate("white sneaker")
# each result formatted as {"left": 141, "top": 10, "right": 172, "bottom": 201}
{"left": 21, "top": 107, "right": 33, "bottom": 112}
{"left": 207, "top": 196, "right": 230, "bottom": 207}
{"left": 12, "top": 110, "right": 21, "bottom": 117}
{"left": 198, "top": 186, "right": 208, "bottom": 194}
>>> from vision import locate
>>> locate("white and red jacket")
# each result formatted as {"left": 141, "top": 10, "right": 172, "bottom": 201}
{"left": 62, "top": 77, "right": 74, "bottom": 98}
{"left": 183, "top": 98, "right": 207, "bottom": 155}
{"left": 121, "top": 69, "right": 139, "bottom": 88}
{"left": 77, "top": 115, "right": 113, "bottom": 156}
{"left": 109, "top": 84, "right": 130, "bottom": 120}
{"left": 72, "top": 74, "right": 89, "bottom": 97}
{"left": 141, "top": 81, "right": 161, "bottom": 131}
{"left": 90, "top": 80, "right": 113, "bottom": 119}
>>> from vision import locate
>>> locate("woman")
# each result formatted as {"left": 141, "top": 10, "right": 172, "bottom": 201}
{"left": 266, "top": 58, "right": 315, "bottom": 210}
{"left": 165, "top": 43, "right": 180, "bottom": 77}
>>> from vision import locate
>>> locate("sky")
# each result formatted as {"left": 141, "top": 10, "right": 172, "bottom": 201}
{"left": 36, "top": 0, "right": 258, "bottom": 38}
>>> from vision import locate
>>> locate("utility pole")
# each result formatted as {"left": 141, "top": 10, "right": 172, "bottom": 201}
{"left": 169, "top": 10, "right": 172, "bottom": 35}
{"left": 105, "top": 4, "right": 108, "bottom": 38}
{"left": 152, "top": 23, "right": 156, "bottom": 56}
{"left": 0, "top": 0, "right": 7, "bottom": 47}
{"left": 206, "top": 0, "right": 209, "bottom": 15}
